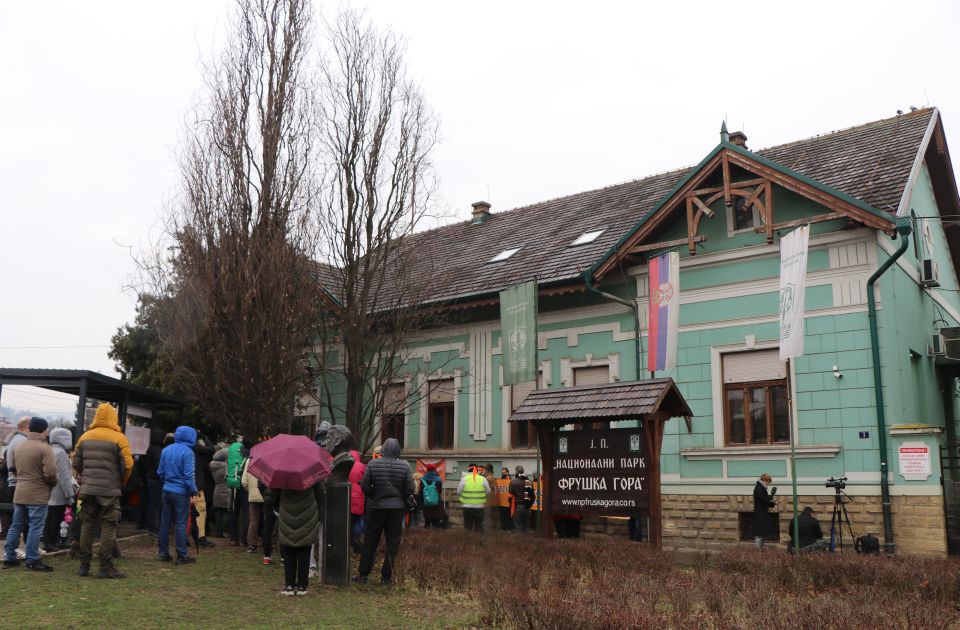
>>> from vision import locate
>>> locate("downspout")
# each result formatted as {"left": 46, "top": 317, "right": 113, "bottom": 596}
{"left": 866, "top": 216, "right": 912, "bottom": 554}
{"left": 584, "top": 273, "right": 642, "bottom": 379}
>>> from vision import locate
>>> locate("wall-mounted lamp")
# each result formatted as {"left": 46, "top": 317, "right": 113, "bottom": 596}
{"left": 832, "top": 365, "right": 843, "bottom": 379}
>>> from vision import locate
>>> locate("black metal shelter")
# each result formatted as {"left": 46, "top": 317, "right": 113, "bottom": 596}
{"left": 0, "top": 368, "right": 186, "bottom": 443}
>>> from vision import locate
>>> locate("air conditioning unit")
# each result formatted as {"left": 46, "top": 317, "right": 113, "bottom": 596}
{"left": 921, "top": 258, "right": 941, "bottom": 287}
{"left": 942, "top": 327, "right": 960, "bottom": 360}
{"left": 930, "top": 334, "right": 945, "bottom": 356}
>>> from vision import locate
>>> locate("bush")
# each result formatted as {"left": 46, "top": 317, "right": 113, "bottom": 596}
{"left": 394, "top": 529, "right": 960, "bottom": 629}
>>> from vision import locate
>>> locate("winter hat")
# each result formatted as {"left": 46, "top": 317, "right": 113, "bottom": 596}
{"left": 426, "top": 463, "right": 437, "bottom": 472}
{"left": 28, "top": 417, "right": 49, "bottom": 433}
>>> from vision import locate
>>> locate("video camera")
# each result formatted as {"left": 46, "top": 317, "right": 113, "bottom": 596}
{"left": 825, "top": 476, "right": 847, "bottom": 490}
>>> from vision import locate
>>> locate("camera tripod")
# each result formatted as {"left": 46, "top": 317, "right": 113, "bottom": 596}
{"left": 829, "top": 485, "right": 856, "bottom": 552}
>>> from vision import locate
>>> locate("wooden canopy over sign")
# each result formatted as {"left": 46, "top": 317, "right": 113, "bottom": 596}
{"left": 509, "top": 378, "right": 692, "bottom": 548}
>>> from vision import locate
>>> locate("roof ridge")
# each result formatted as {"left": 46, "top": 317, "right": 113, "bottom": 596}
{"left": 756, "top": 107, "right": 935, "bottom": 154}
{"left": 407, "top": 164, "right": 693, "bottom": 241}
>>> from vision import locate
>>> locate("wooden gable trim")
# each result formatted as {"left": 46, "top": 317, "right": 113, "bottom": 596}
{"left": 591, "top": 145, "right": 897, "bottom": 281}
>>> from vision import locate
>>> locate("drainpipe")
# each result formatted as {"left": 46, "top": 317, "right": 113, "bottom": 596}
{"left": 866, "top": 217, "right": 912, "bottom": 554}
{"left": 584, "top": 273, "right": 642, "bottom": 379}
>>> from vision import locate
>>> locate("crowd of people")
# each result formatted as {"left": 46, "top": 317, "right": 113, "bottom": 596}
{"left": 2, "top": 406, "right": 665, "bottom": 594}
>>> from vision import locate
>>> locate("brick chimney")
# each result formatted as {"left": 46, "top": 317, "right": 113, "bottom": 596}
{"left": 471, "top": 200, "right": 492, "bottom": 224}
{"left": 729, "top": 131, "right": 748, "bottom": 149}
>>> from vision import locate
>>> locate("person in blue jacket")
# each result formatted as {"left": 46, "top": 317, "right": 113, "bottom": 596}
{"left": 156, "top": 426, "right": 198, "bottom": 564}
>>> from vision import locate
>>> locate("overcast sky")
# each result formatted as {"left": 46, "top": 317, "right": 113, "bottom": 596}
{"left": 1, "top": 0, "right": 958, "bottom": 416}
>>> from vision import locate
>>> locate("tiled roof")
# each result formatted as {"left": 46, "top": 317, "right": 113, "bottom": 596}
{"left": 344, "top": 109, "right": 938, "bottom": 305}
{"left": 756, "top": 109, "right": 934, "bottom": 214}
{"left": 508, "top": 378, "right": 692, "bottom": 423}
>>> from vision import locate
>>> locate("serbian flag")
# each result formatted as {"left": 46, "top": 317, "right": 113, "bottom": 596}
{"left": 647, "top": 251, "right": 680, "bottom": 372}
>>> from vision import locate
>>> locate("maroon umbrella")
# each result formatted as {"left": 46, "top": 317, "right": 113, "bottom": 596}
{"left": 247, "top": 434, "right": 332, "bottom": 491}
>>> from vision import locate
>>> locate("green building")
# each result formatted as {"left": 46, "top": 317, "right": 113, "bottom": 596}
{"left": 317, "top": 108, "right": 960, "bottom": 555}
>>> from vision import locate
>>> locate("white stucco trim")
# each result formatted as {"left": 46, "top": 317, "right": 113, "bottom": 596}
{"left": 626, "top": 228, "right": 876, "bottom": 276}
{"left": 559, "top": 353, "right": 620, "bottom": 387}
{"left": 682, "top": 444, "right": 841, "bottom": 460}
{"left": 897, "top": 108, "right": 940, "bottom": 217}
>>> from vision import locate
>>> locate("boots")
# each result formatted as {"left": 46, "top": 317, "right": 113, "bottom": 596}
{"left": 77, "top": 562, "right": 91, "bottom": 577}
{"left": 96, "top": 561, "right": 127, "bottom": 579}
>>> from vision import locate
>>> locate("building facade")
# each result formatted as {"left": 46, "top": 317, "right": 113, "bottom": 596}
{"left": 318, "top": 108, "right": 960, "bottom": 555}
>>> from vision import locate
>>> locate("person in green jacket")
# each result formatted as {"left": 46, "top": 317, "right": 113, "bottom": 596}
{"left": 268, "top": 480, "right": 323, "bottom": 596}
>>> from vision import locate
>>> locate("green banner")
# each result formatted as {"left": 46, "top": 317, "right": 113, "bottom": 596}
{"left": 500, "top": 280, "right": 538, "bottom": 386}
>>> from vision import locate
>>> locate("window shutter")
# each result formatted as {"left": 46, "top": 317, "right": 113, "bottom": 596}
{"left": 511, "top": 380, "right": 536, "bottom": 410}
{"left": 573, "top": 366, "right": 609, "bottom": 386}
{"left": 429, "top": 379, "right": 455, "bottom": 403}
{"left": 723, "top": 349, "right": 786, "bottom": 383}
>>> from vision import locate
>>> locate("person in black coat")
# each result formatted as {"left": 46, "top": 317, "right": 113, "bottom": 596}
{"left": 354, "top": 438, "right": 414, "bottom": 585}
{"left": 142, "top": 429, "right": 166, "bottom": 535}
{"left": 193, "top": 435, "right": 217, "bottom": 546}
{"left": 789, "top": 507, "right": 829, "bottom": 552}
{"left": 753, "top": 473, "right": 776, "bottom": 549}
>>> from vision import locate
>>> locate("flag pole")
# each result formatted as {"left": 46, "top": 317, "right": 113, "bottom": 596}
{"left": 788, "top": 358, "right": 800, "bottom": 558}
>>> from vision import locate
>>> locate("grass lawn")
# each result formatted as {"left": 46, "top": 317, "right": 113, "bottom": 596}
{"left": 0, "top": 535, "right": 478, "bottom": 629}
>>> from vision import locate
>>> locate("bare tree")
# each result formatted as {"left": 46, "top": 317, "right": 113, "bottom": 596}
{"left": 152, "top": 0, "right": 321, "bottom": 438}
{"left": 312, "top": 10, "right": 448, "bottom": 453}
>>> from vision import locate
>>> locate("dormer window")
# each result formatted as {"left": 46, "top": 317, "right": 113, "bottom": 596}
{"left": 569, "top": 229, "right": 605, "bottom": 246}
{"left": 488, "top": 247, "right": 521, "bottom": 263}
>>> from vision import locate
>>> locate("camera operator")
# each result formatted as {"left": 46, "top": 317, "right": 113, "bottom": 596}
{"left": 753, "top": 473, "right": 776, "bottom": 549}
{"left": 789, "top": 507, "right": 829, "bottom": 553}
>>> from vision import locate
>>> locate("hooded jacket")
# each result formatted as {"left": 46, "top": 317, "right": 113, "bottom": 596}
{"left": 48, "top": 428, "right": 75, "bottom": 506}
{"left": 73, "top": 404, "right": 134, "bottom": 497}
{"left": 360, "top": 438, "right": 415, "bottom": 511}
{"left": 12, "top": 433, "right": 57, "bottom": 505}
{"left": 157, "top": 426, "right": 199, "bottom": 497}
{"left": 209, "top": 447, "right": 230, "bottom": 509}
{"left": 4, "top": 430, "right": 28, "bottom": 486}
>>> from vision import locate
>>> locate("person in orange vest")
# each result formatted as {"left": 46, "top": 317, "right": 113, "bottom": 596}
{"left": 456, "top": 464, "right": 490, "bottom": 532}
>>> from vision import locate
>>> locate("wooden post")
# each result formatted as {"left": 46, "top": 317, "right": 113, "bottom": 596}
{"left": 643, "top": 412, "right": 669, "bottom": 550}
{"left": 537, "top": 422, "right": 555, "bottom": 539}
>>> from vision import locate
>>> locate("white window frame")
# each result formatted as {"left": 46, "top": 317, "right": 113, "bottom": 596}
{"left": 725, "top": 199, "right": 763, "bottom": 237}
{"left": 488, "top": 247, "right": 521, "bottom": 263}
{"left": 569, "top": 229, "right": 606, "bottom": 247}
{"left": 709, "top": 340, "right": 798, "bottom": 449}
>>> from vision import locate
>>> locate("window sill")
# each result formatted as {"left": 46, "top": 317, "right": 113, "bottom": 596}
{"left": 680, "top": 444, "right": 841, "bottom": 460}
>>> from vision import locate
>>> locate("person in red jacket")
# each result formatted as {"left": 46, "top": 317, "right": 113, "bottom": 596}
{"left": 348, "top": 450, "right": 365, "bottom": 554}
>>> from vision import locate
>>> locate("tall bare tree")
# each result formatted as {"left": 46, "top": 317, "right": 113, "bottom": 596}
{"left": 312, "top": 10, "right": 446, "bottom": 453}
{"left": 153, "top": 0, "right": 321, "bottom": 438}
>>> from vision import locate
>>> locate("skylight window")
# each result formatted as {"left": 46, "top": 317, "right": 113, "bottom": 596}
{"left": 488, "top": 247, "right": 521, "bottom": 263}
{"left": 569, "top": 229, "right": 605, "bottom": 246}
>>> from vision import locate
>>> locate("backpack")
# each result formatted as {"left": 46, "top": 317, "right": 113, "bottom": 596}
{"left": 855, "top": 533, "right": 880, "bottom": 554}
{"left": 523, "top": 482, "right": 535, "bottom": 507}
{"left": 226, "top": 443, "right": 246, "bottom": 490}
{"left": 423, "top": 480, "right": 440, "bottom": 507}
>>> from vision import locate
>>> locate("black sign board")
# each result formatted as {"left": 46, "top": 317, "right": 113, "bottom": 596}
{"left": 550, "top": 427, "right": 649, "bottom": 517}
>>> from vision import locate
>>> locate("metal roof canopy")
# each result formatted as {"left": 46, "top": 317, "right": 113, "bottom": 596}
{"left": 508, "top": 377, "right": 693, "bottom": 429}
{"left": 0, "top": 368, "right": 186, "bottom": 442}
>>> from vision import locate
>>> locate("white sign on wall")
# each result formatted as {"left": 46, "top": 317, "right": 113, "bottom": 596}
{"left": 898, "top": 441, "right": 932, "bottom": 481}
{"left": 125, "top": 424, "right": 151, "bottom": 456}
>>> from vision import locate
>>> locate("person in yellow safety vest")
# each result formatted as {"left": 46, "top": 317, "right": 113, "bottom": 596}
{"left": 456, "top": 464, "right": 490, "bottom": 532}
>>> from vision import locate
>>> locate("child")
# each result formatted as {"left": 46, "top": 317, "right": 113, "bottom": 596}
{"left": 269, "top": 480, "right": 323, "bottom": 596}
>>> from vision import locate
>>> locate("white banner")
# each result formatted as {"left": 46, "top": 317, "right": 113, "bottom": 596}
{"left": 779, "top": 225, "right": 809, "bottom": 360}
{"left": 125, "top": 424, "right": 151, "bottom": 456}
